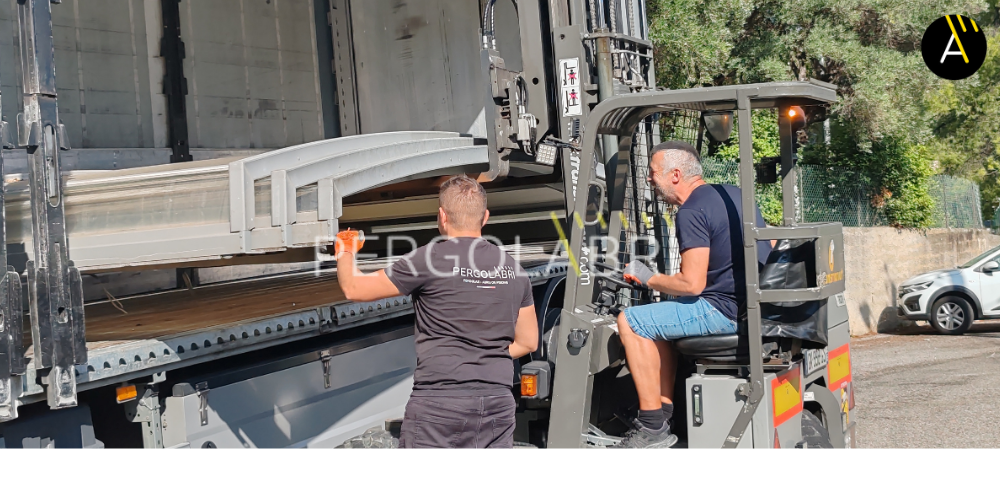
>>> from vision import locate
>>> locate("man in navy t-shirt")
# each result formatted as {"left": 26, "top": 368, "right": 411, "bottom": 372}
{"left": 613, "top": 141, "right": 771, "bottom": 448}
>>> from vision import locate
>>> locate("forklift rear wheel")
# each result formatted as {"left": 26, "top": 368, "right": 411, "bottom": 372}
{"left": 930, "top": 296, "right": 973, "bottom": 335}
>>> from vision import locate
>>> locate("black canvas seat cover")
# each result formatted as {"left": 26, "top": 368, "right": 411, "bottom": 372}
{"left": 759, "top": 239, "right": 828, "bottom": 346}
{"left": 676, "top": 239, "right": 828, "bottom": 361}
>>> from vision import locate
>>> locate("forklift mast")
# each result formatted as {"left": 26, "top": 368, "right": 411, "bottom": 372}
{"left": 480, "top": 0, "right": 654, "bottom": 197}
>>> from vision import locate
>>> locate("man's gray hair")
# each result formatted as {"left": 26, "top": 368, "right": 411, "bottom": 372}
{"left": 649, "top": 140, "right": 703, "bottom": 180}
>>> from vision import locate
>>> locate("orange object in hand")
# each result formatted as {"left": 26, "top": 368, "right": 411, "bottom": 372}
{"left": 334, "top": 229, "right": 365, "bottom": 256}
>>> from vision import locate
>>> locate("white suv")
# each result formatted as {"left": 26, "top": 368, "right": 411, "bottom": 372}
{"left": 898, "top": 244, "right": 1000, "bottom": 334}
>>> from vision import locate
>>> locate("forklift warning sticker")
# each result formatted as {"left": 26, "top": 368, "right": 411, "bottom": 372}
{"left": 827, "top": 344, "right": 852, "bottom": 390}
{"left": 560, "top": 58, "right": 582, "bottom": 117}
{"left": 771, "top": 365, "right": 802, "bottom": 427}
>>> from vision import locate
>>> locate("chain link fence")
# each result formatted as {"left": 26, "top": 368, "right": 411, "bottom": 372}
{"left": 699, "top": 160, "right": 984, "bottom": 229}
{"left": 797, "top": 166, "right": 889, "bottom": 227}
{"left": 927, "top": 176, "right": 984, "bottom": 229}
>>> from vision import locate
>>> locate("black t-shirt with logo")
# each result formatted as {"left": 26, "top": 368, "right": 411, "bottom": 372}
{"left": 385, "top": 237, "right": 533, "bottom": 396}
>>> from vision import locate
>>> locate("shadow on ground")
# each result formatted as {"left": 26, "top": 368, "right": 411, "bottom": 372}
{"left": 877, "top": 318, "right": 1000, "bottom": 338}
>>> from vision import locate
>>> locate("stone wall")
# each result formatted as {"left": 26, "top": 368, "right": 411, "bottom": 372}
{"left": 843, "top": 228, "right": 1000, "bottom": 335}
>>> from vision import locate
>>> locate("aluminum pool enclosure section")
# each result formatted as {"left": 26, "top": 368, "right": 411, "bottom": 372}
{"left": 4, "top": 131, "right": 489, "bottom": 271}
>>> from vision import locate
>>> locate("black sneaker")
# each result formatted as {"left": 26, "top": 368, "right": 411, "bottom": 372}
{"left": 613, "top": 420, "right": 678, "bottom": 449}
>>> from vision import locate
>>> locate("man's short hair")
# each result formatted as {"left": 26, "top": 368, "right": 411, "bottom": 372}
{"left": 649, "top": 141, "right": 703, "bottom": 180}
{"left": 439, "top": 175, "right": 488, "bottom": 230}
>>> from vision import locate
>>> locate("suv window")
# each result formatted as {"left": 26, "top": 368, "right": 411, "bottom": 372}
{"left": 960, "top": 245, "right": 1000, "bottom": 269}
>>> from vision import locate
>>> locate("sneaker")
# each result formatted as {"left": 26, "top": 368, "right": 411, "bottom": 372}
{"left": 613, "top": 420, "right": 678, "bottom": 449}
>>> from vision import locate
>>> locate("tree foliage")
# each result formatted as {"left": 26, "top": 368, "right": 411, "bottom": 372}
{"left": 647, "top": 0, "right": 1000, "bottom": 226}
{"left": 714, "top": 110, "right": 785, "bottom": 225}
{"left": 800, "top": 124, "right": 935, "bottom": 227}
{"left": 925, "top": 27, "right": 1000, "bottom": 218}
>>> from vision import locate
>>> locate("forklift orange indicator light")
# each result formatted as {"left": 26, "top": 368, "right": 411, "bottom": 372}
{"left": 116, "top": 385, "right": 138, "bottom": 403}
{"left": 521, "top": 374, "right": 538, "bottom": 397}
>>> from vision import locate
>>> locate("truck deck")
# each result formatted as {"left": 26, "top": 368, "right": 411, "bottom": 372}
{"left": 15, "top": 250, "right": 567, "bottom": 405}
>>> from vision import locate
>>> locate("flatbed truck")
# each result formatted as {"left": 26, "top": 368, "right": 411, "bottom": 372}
{"left": 0, "top": 0, "right": 854, "bottom": 449}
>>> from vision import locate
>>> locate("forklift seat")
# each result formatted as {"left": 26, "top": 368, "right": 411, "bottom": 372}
{"left": 674, "top": 334, "right": 747, "bottom": 363}
{"left": 674, "top": 332, "right": 784, "bottom": 364}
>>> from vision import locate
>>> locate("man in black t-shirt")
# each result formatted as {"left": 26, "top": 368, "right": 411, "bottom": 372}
{"left": 614, "top": 141, "right": 771, "bottom": 448}
{"left": 335, "top": 175, "right": 538, "bottom": 448}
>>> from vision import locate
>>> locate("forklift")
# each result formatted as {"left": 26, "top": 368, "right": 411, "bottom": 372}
{"left": 518, "top": 80, "right": 856, "bottom": 449}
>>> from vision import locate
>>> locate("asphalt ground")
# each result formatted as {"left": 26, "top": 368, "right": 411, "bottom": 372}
{"left": 853, "top": 321, "right": 1000, "bottom": 448}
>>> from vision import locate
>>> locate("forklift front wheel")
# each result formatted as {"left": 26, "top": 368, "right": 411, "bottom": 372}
{"left": 930, "top": 296, "right": 973, "bottom": 335}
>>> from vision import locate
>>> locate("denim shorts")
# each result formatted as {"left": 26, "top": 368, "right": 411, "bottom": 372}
{"left": 623, "top": 296, "right": 738, "bottom": 341}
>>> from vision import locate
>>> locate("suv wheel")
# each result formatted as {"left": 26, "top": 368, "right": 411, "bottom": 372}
{"left": 930, "top": 296, "right": 974, "bottom": 335}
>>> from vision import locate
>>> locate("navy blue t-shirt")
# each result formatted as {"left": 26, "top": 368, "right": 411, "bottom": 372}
{"left": 675, "top": 184, "right": 770, "bottom": 322}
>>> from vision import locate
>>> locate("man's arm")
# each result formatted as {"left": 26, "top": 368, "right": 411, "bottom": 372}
{"left": 336, "top": 252, "right": 402, "bottom": 302}
{"left": 646, "top": 247, "right": 710, "bottom": 296}
{"left": 509, "top": 304, "right": 539, "bottom": 359}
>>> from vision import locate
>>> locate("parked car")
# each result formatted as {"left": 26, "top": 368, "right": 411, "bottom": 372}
{"left": 898, "top": 244, "right": 1000, "bottom": 334}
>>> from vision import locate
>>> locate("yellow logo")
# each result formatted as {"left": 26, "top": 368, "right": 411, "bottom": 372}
{"left": 825, "top": 271, "right": 844, "bottom": 285}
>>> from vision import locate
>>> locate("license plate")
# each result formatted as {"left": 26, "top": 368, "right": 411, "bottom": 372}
{"left": 804, "top": 348, "right": 828, "bottom": 375}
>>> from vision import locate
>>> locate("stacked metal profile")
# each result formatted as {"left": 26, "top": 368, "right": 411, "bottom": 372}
{"left": 2, "top": 131, "right": 490, "bottom": 271}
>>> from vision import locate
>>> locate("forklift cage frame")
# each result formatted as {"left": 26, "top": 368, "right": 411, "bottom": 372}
{"left": 551, "top": 80, "right": 844, "bottom": 448}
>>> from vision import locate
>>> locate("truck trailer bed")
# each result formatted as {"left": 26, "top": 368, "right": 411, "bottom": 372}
{"left": 15, "top": 252, "right": 568, "bottom": 405}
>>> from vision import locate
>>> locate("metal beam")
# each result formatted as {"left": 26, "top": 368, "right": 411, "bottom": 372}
{"left": 160, "top": 0, "right": 192, "bottom": 163}
{"left": 0, "top": 83, "right": 24, "bottom": 420}
{"left": 516, "top": 0, "right": 554, "bottom": 141}
{"left": 778, "top": 103, "right": 797, "bottom": 225}
{"left": 16, "top": 0, "right": 86, "bottom": 411}
{"left": 721, "top": 90, "right": 765, "bottom": 448}
{"left": 329, "top": 0, "right": 360, "bottom": 136}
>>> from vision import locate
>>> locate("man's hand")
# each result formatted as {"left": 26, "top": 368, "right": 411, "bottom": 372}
{"left": 623, "top": 260, "right": 658, "bottom": 287}
{"left": 644, "top": 248, "right": 709, "bottom": 297}
{"left": 510, "top": 304, "right": 539, "bottom": 359}
{"left": 335, "top": 229, "right": 365, "bottom": 258}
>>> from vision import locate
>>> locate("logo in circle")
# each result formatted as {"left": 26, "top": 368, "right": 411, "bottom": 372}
{"left": 922, "top": 15, "right": 988, "bottom": 80}
{"left": 829, "top": 240, "right": 835, "bottom": 272}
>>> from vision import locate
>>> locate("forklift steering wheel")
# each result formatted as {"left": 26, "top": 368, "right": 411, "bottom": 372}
{"left": 601, "top": 273, "right": 635, "bottom": 290}
{"left": 592, "top": 262, "right": 641, "bottom": 290}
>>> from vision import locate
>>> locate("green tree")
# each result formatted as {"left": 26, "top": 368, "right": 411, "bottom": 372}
{"left": 648, "top": 0, "right": 989, "bottom": 141}
{"left": 647, "top": 0, "right": 996, "bottom": 228}
{"left": 925, "top": 27, "right": 1000, "bottom": 220}
{"left": 800, "top": 123, "right": 935, "bottom": 227}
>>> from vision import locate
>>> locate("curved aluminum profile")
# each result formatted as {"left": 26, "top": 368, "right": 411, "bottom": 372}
{"left": 269, "top": 137, "right": 479, "bottom": 228}
{"left": 315, "top": 146, "right": 489, "bottom": 229}
{"left": 229, "top": 131, "right": 461, "bottom": 232}
{"left": 5, "top": 132, "right": 492, "bottom": 270}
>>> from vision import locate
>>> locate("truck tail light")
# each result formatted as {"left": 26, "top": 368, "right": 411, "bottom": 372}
{"left": 116, "top": 385, "right": 138, "bottom": 403}
{"left": 518, "top": 361, "right": 551, "bottom": 399}
{"left": 520, "top": 374, "right": 538, "bottom": 397}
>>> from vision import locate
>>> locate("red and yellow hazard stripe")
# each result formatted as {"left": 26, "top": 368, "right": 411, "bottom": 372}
{"left": 828, "top": 343, "right": 852, "bottom": 390}
{"left": 771, "top": 365, "right": 802, "bottom": 427}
